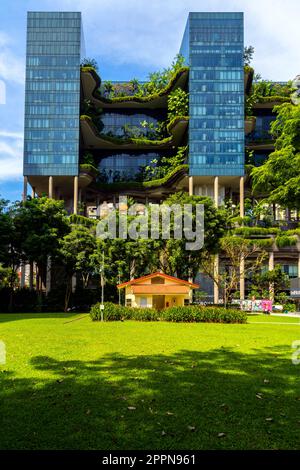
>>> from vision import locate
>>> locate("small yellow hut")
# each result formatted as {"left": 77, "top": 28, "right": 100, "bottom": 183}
{"left": 117, "top": 272, "right": 199, "bottom": 310}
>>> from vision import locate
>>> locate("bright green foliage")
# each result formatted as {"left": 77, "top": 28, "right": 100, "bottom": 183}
{"left": 275, "top": 235, "right": 298, "bottom": 247}
{"left": 97, "top": 55, "right": 187, "bottom": 100}
{"left": 141, "top": 146, "right": 187, "bottom": 181}
{"left": 88, "top": 192, "right": 226, "bottom": 293}
{"left": 80, "top": 57, "right": 98, "bottom": 71}
{"left": 234, "top": 227, "right": 280, "bottom": 236}
{"left": 69, "top": 214, "right": 97, "bottom": 227}
{"left": 253, "top": 80, "right": 294, "bottom": 99}
{"left": 245, "top": 79, "right": 292, "bottom": 116}
{"left": 251, "top": 103, "right": 300, "bottom": 209}
{"left": 12, "top": 198, "right": 70, "bottom": 293}
{"left": 90, "top": 302, "right": 159, "bottom": 321}
{"left": 251, "top": 265, "right": 290, "bottom": 300}
{"left": 90, "top": 303, "right": 247, "bottom": 324}
{"left": 90, "top": 302, "right": 124, "bottom": 321}
{"left": 0, "top": 197, "right": 69, "bottom": 309}
{"left": 167, "top": 88, "right": 188, "bottom": 121}
{"left": 160, "top": 306, "right": 247, "bottom": 324}
{"left": 159, "top": 192, "right": 228, "bottom": 278}
{"left": 123, "top": 307, "right": 159, "bottom": 321}
{"left": 142, "top": 54, "right": 186, "bottom": 95}
{"left": 81, "top": 152, "right": 96, "bottom": 166}
{"left": 80, "top": 163, "right": 99, "bottom": 176}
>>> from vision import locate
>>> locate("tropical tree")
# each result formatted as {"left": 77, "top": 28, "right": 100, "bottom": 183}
{"left": 251, "top": 103, "right": 300, "bottom": 210}
{"left": 13, "top": 197, "right": 70, "bottom": 295}
{"left": 250, "top": 265, "right": 290, "bottom": 300}
{"left": 201, "top": 237, "right": 267, "bottom": 306}
{"left": 244, "top": 46, "right": 254, "bottom": 66}
{"left": 156, "top": 192, "right": 228, "bottom": 279}
{"left": 59, "top": 224, "right": 97, "bottom": 311}
{"left": 80, "top": 58, "right": 98, "bottom": 71}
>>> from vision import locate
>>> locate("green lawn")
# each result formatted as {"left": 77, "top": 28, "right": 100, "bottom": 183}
{"left": 0, "top": 313, "right": 300, "bottom": 450}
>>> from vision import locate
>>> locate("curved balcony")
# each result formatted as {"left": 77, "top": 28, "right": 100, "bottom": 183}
{"left": 81, "top": 66, "right": 189, "bottom": 109}
{"left": 253, "top": 96, "right": 291, "bottom": 110}
{"left": 80, "top": 115, "right": 188, "bottom": 150}
{"left": 92, "top": 164, "right": 189, "bottom": 197}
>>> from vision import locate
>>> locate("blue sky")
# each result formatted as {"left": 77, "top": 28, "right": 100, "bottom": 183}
{"left": 0, "top": 0, "right": 299, "bottom": 202}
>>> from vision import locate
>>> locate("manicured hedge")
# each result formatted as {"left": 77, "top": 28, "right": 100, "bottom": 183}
{"left": 160, "top": 306, "right": 247, "bottom": 324}
{"left": 123, "top": 307, "right": 159, "bottom": 321}
{"left": 90, "top": 302, "right": 125, "bottom": 321}
{"left": 90, "top": 302, "right": 247, "bottom": 324}
{"left": 275, "top": 235, "right": 298, "bottom": 248}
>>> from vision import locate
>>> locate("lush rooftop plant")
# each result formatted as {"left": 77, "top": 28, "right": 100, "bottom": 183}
{"left": 80, "top": 57, "right": 99, "bottom": 71}
{"left": 96, "top": 55, "right": 188, "bottom": 102}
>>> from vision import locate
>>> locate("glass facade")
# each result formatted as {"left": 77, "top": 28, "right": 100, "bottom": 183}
{"left": 98, "top": 109, "right": 166, "bottom": 137}
{"left": 23, "top": 12, "right": 82, "bottom": 176}
{"left": 247, "top": 115, "right": 276, "bottom": 141}
{"left": 98, "top": 151, "right": 169, "bottom": 182}
{"left": 180, "top": 12, "right": 244, "bottom": 176}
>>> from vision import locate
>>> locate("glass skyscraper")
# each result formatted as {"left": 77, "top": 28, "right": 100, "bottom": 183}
{"left": 23, "top": 12, "right": 83, "bottom": 176}
{"left": 180, "top": 12, "right": 244, "bottom": 177}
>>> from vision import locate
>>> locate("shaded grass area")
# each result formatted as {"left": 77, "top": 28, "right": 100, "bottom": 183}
{"left": 0, "top": 314, "right": 300, "bottom": 450}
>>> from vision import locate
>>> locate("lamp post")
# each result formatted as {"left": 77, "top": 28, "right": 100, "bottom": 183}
{"left": 99, "top": 251, "right": 105, "bottom": 321}
{"left": 118, "top": 271, "right": 121, "bottom": 306}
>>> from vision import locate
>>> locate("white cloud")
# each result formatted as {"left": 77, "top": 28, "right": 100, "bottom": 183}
{"left": 0, "top": 134, "right": 23, "bottom": 180}
{"left": 0, "top": 31, "right": 25, "bottom": 85}
{"left": 0, "top": 130, "right": 23, "bottom": 139}
{"left": 50, "top": 0, "right": 300, "bottom": 80}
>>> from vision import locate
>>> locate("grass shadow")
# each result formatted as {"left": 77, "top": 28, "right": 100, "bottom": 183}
{"left": 0, "top": 345, "right": 299, "bottom": 449}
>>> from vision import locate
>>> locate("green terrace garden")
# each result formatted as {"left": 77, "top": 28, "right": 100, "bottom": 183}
{"left": 80, "top": 54, "right": 189, "bottom": 185}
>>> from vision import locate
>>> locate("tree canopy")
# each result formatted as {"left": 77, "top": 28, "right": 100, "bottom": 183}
{"left": 251, "top": 103, "right": 300, "bottom": 209}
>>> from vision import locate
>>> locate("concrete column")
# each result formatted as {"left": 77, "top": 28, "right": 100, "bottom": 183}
{"left": 240, "top": 176, "right": 244, "bottom": 218}
{"left": 240, "top": 256, "right": 245, "bottom": 300}
{"left": 31, "top": 186, "right": 35, "bottom": 198}
{"left": 214, "top": 176, "right": 219, "bottom": 207}
{"left": 73, "top": 176, "right": 78, "bottom": 215}
{"left": 48, "top": 176, "right": 53, "bottom": 199}
{"left": 189, "top": 176, "right": 193, "bottom": 196}
{"left": 23, "top": 176, "right": 28, "bottom": 202}
{"left": 213, "top": 254, "right": 219, "bottom": 304}
{"left": 269, "top": 251, "right": 275, "bottom": 301}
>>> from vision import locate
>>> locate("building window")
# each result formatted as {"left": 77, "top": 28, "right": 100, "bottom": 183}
{"left": 126, "top": 299, "right": 132, "bottom": 307}
{"left": 140, "top": 297, "right": 147, "bottom": 308}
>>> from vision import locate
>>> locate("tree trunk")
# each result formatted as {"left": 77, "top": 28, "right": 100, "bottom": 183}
{"left": 8, "top": 287, "right": 13, "bottom": 312}
{"left": 64, "top": 276, "right": 72, "bottom": 312}
{"left": 272, "top": 203, "right": 276, "bottom": 221}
